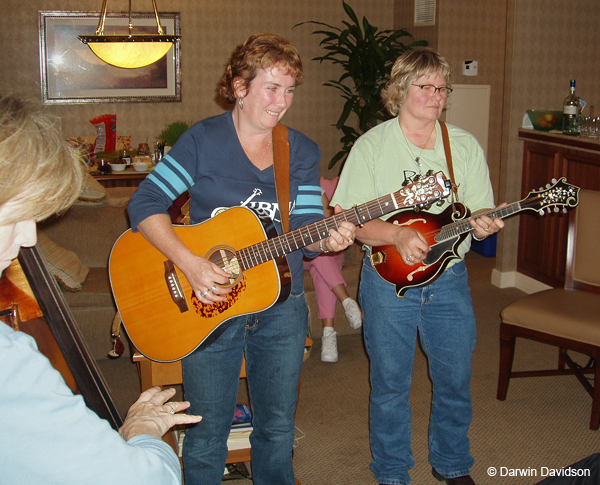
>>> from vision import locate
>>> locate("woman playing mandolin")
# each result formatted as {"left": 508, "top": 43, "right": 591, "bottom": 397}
{"left": 127, "top": 33, "right": 356, "bottom": 485}
{"left": 0, "top": 95, "right": 201, "bottom": 483}
{"left": 331, "top": 48, "right": 504, "bottom": 485}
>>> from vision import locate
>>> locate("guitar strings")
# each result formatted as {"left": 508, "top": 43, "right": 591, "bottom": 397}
{"left": 197, "top": 196, "right": 556, "bottom": 283}
{"left": 202, "top": 181, "right": 448, "bottom": 271}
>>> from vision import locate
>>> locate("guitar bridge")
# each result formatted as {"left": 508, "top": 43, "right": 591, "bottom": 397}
{"left": 164, "top": 260, "right": 189, "bottom": 313}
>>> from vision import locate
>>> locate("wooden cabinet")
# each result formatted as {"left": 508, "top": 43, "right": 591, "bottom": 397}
{"left": 518, "top": 129, "right": 600, "bottom": 287}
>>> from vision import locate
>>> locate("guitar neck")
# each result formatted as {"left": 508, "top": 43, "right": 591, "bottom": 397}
{"left": 439, "top": 201, "right": 523, "bottom": 240}
{"left": 238, "top": 190, "right": 412, "bottom": 271}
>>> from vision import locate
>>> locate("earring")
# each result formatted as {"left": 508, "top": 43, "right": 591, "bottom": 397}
{"left": 238, "top": 98, "right": 244, "bottom": 110}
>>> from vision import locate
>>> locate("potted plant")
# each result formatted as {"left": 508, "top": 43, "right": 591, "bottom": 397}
{"left": 158, "top": 121, "right": 191, "bottom": 148}
{"left": 296, "top": 2, "right": 427, "bottom": 170}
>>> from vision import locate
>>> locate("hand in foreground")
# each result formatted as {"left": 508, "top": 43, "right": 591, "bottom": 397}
{"left": 469, "top": 203, "right": 506, "bottom": 240}
{"left": 392, "top": 226, "right": 430, "bottom": 266}
{"left": 318, "top": 205, "right": 358, "bottom": 253}
{"left": 119, "top": 387, "right": 202, "bottom": 441}
{"left": 180, "top": 253, "right": 232, "bottom": 305}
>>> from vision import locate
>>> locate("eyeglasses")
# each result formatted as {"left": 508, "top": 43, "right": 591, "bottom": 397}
{"left": 412, "top": 84, "right": 453, "bottom": 95}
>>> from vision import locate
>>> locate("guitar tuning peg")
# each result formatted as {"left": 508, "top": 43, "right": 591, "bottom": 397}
{"left": 546, "top": 183, "right": 551, "bottom": 189}
{"left": 554, "top": 206, "right": 560, "bottom": 213}
{"left": 539, "top": 187, "right": 543, "bottom": 191}
{"left": 538, "top": 209, "right": 545, "bottom": 215}
{"left": 563, "top": 207, "right": 568, "bottom": 214}
{"left": 551, "top": 178, "right": 557, "bottom": 183}
{"left": 436, "top": 199, "right": 445, "bottom": 206}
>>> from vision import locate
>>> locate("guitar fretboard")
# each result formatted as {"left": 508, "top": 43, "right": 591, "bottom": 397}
{"left": 237, "top": 172, "right": 448, "bottom": 271}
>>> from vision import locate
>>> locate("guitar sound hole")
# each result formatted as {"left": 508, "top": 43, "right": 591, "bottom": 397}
{"left": 206, "top": 246, "right": 243, "bottom": 288}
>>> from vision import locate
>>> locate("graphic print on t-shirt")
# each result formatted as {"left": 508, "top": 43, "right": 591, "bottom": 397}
{"left": 210, "top": 187, "right": 294, "bottom": 228}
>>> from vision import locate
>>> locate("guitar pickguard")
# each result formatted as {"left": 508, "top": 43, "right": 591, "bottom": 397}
{"left": 191, "top": 275, "right": 248, "bottom": 318}
{"left": 423, "top": 238, "right": 459, "bottom": 265}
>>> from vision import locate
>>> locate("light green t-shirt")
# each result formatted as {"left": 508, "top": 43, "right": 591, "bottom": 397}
{"left": 331, "top": 118, "right": 495, "bottom": 261}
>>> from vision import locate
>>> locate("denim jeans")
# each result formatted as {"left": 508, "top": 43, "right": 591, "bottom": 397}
{"left": 360, "top": 253, "right": 476, "bottom": 485}
{"left": 181, "top": 291, "right": 309, "bottom": 485}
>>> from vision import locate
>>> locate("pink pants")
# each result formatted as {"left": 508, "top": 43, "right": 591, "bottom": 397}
{"left": 303, "top": 251, "right": 346, "bottom": 320}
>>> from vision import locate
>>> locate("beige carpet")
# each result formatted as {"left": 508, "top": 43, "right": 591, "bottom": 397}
{"left": 99, "top": 253, "right": 599, "bottom": 484}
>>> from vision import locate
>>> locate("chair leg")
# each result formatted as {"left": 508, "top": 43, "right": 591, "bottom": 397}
{"left": 591, "top": 354, "right": 600, "bottom": 431}
{"left": 558, "top": 346, "right": 567, "bottom": 369}
{"left": 497, "top": 323, "right": 516, "bottom": 401}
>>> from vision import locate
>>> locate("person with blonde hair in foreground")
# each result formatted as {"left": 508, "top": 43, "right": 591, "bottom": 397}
{"left": 0, "top": 94, "right": 201, "bottom": 484}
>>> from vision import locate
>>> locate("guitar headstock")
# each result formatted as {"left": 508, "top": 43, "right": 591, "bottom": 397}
{"left": 522, "top": 178, "right": 580, "bottom": 214}
{"left": 395, "top": 171, "right": 452, "bottom": 209}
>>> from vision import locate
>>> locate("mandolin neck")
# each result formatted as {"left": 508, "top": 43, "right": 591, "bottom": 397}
{"left": 438, "top": 201, "right": 523, "bottom": 241}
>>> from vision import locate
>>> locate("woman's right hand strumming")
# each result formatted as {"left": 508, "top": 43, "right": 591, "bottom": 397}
{"left": 137, "top": 213, "right": 231, "bottom": 304}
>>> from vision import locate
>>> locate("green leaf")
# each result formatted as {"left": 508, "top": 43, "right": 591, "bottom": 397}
{"left": 294, "top": 2, "right": 428, "bottom": 169}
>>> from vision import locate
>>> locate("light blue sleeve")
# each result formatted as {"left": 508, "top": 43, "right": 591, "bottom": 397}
{"left": 0, "top": 324, "right": 182, "bottom": 485}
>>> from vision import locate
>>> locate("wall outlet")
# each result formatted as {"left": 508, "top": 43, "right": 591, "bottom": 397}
{"left": 463, "top": 60, "right": 478, "bottom": 76}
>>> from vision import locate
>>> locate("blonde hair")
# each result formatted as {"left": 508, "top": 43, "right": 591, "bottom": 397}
{"left": 218, "top": 33, "right": 304, "bottom": 104}
{"left": 0, "top": 95, "right": 84, "bottom": 225}
{"left": 381, "top": 47, "right": 452, "bottom": 116}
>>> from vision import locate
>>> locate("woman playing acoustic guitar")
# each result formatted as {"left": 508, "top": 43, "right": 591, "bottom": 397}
{"left": 331, "top": 48, "right": 505, "bottom": 485}
{"left": 127, "top": 33, "right": 356, "bottom": 485}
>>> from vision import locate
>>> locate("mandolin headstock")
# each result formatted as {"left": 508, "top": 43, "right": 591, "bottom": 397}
{"left": 521, "top": 178, "right": 580, "bottom": 215}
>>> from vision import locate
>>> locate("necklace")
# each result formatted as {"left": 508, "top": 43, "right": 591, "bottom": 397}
{"left": 401, "top": 124, "right": 435, "bottom": 173}
{"left": 259, "top": 137, "right": 272, "bottom": 170}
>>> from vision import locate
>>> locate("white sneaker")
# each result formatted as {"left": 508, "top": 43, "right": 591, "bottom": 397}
{"left": 342, "top": 298, "right": 363, "bottom": 329}
{"left": 321, "top": 327, "right": 338, "bottom": 363}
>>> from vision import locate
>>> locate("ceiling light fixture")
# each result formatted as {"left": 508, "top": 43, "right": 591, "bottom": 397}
{"left": 78, "top": 0, "right": 180, "bottom": 69}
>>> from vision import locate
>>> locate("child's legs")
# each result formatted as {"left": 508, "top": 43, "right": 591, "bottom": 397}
{"left": 304, "top": 253, "right": 346, "bottom": 320}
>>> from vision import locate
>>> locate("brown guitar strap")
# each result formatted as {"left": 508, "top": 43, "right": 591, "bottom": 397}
{"left": 272, "top": 123, "right": 290, "bottom": 233}
{"left": 439, "top": 121, "right": 459, "bottom": 201}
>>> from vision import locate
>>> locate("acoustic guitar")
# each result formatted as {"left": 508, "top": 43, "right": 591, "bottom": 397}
{"left": 110, "top": 171, "right": 451, "bottom": 362}
{"left": 370, "top": 178, "right": 580, "bottom": 297}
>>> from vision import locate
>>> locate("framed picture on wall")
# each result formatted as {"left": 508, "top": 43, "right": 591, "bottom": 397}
{"left": 38, "top": 11, "right": 181, "bottom": 104}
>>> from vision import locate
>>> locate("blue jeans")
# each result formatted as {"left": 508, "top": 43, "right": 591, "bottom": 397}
{"left": 360, "top": 254, "right": 476, "bottom": 485}
{"left": 181, "top": 291, "right": 309, "bottom": 485}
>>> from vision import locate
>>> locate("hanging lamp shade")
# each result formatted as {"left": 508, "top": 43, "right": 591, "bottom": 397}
{"left": 78, "top": 0, "right": 180, "bottom": 69}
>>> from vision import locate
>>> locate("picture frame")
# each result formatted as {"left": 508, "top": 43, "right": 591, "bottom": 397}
{"left": 38, "top": 11, "right": 181, "bottom": 104}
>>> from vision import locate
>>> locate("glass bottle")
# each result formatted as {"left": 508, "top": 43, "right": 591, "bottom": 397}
{"left": 120, "top": 149, "right": 131, "bottom": 167}
{"left": 562, "top": 79, "right": 580, "bottom": 136}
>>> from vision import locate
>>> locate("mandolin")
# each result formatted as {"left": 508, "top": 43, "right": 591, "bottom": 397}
{"left": 109, "top": 172, "right": 451, "bottom": 362}
{"left": 370, "top": 178, "right": 580, "bottom": 297}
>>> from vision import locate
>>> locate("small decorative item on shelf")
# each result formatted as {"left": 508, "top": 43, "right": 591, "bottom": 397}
{"left": 526, "top": 110, "right": 563, "bottom": 132}
{"left": 133, "top": 155, "right": 151, "bottom": 172}
{"left": 137, "top": 142, "right": 150, "bottom": 155}
{"left": 109, "top": 161, "right": 127, "bottom": 172}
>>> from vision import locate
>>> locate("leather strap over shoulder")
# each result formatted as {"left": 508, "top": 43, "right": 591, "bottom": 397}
{"left": 439, "top": 121, "right": 459, "bottom": 200}
{"left": 272, "top": 123, "right": 290, "bottom": 233}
